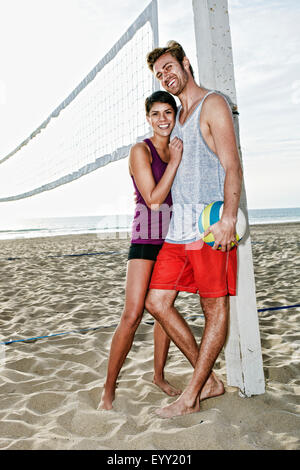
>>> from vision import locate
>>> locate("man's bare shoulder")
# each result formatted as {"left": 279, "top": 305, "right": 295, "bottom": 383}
{"left": 201, "top": 92, "right": 233, "bottom": 126}
{"left": 203, "top": 92, "right": 231, "bottom": 115}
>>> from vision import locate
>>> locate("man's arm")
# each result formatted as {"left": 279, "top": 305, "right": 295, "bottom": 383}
{"left": 203, "top": 94, "right": 243, "bottom": 251}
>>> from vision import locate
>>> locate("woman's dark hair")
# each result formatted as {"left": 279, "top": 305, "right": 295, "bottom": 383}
{"left": 145, "top": 90, "right": 177, "bottom": 116}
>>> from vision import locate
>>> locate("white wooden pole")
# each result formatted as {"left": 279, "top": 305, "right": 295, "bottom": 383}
{"left": 192, "top": 0, "right": 265, "bottom": 396}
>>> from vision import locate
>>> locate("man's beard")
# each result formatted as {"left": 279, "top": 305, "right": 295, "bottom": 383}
{"left": 171, "top": 68, "right": 189, "bottom": 96}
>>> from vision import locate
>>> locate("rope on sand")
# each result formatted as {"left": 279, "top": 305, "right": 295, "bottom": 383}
{"left": 4, "top": 251, "right": 125, "bottom": 261}
{"left": 257, "top": 304, "right": 300, "bottom": 313}
{"left": 0, "top": 325, "right": 118, "bottom": 345}
{"left": 2, "top": 240, "right": 269, "bottom": 261}
{"left": 1, "top": 304, "right": 300, "bottom": 346}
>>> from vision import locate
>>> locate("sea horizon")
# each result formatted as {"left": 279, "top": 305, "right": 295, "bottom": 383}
{"left": 0, "top": 207, "right": 300, "bottom": 241}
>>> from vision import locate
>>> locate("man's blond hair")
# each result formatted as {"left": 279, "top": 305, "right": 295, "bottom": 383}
{"left": 146, "top": 40, "right": 194, "bottom": 78}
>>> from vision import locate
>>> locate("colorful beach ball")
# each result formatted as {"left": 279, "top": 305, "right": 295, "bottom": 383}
{"left": 198, "top": 200, "right": 247, "bottom": 247}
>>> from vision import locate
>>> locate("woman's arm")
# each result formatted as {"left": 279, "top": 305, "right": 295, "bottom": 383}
{"left": 129, "top": 138, "right": 182, "bottom": 210}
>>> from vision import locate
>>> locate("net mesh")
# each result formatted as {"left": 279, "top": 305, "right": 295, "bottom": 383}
{"left": 0, "top": 1, "right": 158, "bottom": 202}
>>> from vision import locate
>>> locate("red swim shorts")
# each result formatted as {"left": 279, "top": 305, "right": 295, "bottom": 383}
{"left": 149, "top": 240, "right": 237, "bottom": 298}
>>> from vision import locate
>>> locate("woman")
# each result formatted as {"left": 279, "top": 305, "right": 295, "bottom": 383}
{"left": 99, "top": 91, "right": 183, "bottom": 410}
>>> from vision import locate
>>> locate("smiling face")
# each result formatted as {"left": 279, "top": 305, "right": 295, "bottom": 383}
{"left": 146, "top": 101, "right": 176, "bottom": 137}
{"left": 153, "top": 52, "right": 189, "bottom": 96}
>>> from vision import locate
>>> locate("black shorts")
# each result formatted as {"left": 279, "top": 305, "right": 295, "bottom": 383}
{"left": 127, "top": 243, "right": 163, "bottom": 261}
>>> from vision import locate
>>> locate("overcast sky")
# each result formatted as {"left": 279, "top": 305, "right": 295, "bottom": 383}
{"left": 0, "top": 0, "right": 299, "bottom": 221}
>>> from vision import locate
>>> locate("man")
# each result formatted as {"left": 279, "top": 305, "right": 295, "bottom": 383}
{"left": 145, "top": 41, "right": 243, "bottom": 418}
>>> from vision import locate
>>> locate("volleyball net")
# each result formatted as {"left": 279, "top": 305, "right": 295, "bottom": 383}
{"left": 0, "top": 0, "right": 158, "bottom": 202}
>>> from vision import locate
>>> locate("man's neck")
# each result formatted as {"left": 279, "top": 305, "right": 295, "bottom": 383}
{"left": 178, "top": 79, "right": 208, "bottom": 112}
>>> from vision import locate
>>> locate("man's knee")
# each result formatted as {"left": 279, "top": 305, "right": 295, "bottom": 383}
{"left": 145, "top": 290, "right": 160, "bottom": 316}
{"left": 200, "top": 295, "right": 229, "bottom": 320}
{"left": 145, "top": 289, "right": 176, "bottom": 319}
{"left": 145, "top": 290, "right": 166, "bottom": 319}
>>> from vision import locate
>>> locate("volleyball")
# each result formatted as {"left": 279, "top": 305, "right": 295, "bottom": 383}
{"left": 198, "top": 201, "right": 247, "bottom": 247}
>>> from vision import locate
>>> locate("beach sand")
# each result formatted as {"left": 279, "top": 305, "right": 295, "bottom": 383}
{"left": 0, "top": 223, "right": 299, "bottom": 450}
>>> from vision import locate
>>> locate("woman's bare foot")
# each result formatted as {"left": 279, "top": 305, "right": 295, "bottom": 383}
{"left": 98, "top": 385, "right": 115, "bottom": 410}
{"left": 153, "top": 376, "right": 182, "bottom": 396}
{"left": 200, "top": 372, "right": 224, "bottom": 401}
{"left": 156, "top": 392, "right": 200, "bottom": 419}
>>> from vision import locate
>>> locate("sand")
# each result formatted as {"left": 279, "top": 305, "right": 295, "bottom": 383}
{"left": 0, "top": 223, "right": 299, "bottom": 450}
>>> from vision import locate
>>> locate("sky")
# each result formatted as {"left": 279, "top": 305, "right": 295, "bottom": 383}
{"left": 0, "top": 0, "right": 299, "bottom": 222}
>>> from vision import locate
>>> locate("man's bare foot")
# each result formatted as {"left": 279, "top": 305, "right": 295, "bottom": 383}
{"left": 98, "top": 386, "right": 115, "bottom": 410}
{"left": 200, "top": 372, "right": 224, "bottom": 401}
{"left": 153, "top": 376, "right": 182, "bottom": 397}
{"left": 156, "top": 392, "right": 200, "bottom": 419}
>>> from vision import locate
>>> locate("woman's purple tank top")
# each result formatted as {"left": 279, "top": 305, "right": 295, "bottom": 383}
{"left": 131, "top": 139, "right": 172, "bottom": 244}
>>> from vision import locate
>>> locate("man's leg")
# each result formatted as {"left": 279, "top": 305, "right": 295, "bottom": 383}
{"left": 155, "top": 295, "right": 229, "bottom": 418}
{"left": 146, "top": 290, "right": 225, "bottom": 402}
{"left": 145, "top": 289, "right": 199, "bottom": 368}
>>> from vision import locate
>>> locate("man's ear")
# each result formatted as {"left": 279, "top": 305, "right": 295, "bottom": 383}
{"left": 182, "top": 56, "right": 190, "bottom": 72}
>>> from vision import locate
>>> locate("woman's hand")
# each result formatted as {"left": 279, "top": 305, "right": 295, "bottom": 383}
{"left": 169, "top": 137, "right": 183, "bottom": 167}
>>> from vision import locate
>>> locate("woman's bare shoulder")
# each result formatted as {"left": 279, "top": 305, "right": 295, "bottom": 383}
{"left": 129, "top": 141, "right": 152, "bottom": 163}
{"left": 129, "top": 141, "right": 152, "bottom": 175}
{"left": 130, "top": 141, "right": 151, "bottom": 155}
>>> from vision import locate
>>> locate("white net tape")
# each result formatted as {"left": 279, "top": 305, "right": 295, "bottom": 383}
{"left": 0, "top": 0, "right": 158, "bottom": 202}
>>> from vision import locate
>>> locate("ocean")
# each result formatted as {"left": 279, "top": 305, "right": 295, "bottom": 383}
{"left": 0, "top": 207, "right": 299, "bottom": 240}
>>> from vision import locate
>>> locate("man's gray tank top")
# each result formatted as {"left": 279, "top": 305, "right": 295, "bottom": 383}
{"left": 166, "top": 90, "right": 226, "bottom": 243}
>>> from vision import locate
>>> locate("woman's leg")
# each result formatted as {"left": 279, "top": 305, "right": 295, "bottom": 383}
{"left": 99, "top": 259, "right": 154, "bottom": 410}
{"left": 153, "top": 321, "right": 181, "bottom": 396}
{"left": 99, "top": 257, "right": 178, "bottom": 409}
